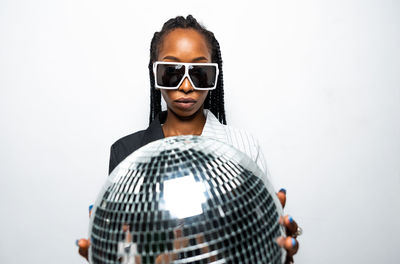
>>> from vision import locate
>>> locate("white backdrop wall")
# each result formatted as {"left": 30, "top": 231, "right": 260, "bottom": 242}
{"left": 1, "top": 0, "right": 399, "bottom": 263}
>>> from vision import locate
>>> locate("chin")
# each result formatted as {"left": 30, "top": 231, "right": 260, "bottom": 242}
{"left": 170, "top": 106, "right": 203, "bottom": 119}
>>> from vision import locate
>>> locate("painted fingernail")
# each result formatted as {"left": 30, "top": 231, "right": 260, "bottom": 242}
{"left": 288, "top": 216, "right": 293, "bottom": 223}
{"left": 75, "top": 239, "right": 79, "bottom": 246}
{"left": 88, "top": 204, "right": 94, "bottom": 212}
{"left": 279, "top": 188, "right": 286, "bottom": 194}
{"left": 291, "top": 238, "right": 296, "bottom": 247}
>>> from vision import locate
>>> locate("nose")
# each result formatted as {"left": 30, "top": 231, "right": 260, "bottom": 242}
{"left": 178, "top": 77, "right": 194, "bottom": 93}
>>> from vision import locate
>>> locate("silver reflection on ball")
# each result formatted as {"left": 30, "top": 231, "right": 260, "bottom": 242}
{"left": 89, "top": 136, "right": 285, "bottom": 263}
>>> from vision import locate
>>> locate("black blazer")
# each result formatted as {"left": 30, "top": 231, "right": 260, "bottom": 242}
{"left": 108, "top": 111, "right": 167, "bottom": 174}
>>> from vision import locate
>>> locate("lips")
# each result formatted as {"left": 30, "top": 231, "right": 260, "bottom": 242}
{"left": 174, "top": 98, "right": 197, "bottom": 103}
{"left": 174, "top": 98, "right": 197, "bottom": 110}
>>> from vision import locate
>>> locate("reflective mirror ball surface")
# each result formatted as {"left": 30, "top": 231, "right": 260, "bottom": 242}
{"left": 89, "top": 136, "right": 285, "bottom": 263}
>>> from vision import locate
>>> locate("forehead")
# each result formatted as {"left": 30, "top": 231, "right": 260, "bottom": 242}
{"left": 158, "top": 28, "right": 211, "bottom": 61}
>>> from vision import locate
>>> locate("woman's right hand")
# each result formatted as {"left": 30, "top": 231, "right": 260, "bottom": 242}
{"left": 77, "top": 238, "right": 90, "bottom": 261}
{"left": 77, "top": 205, "right": 93, "bottom": 261}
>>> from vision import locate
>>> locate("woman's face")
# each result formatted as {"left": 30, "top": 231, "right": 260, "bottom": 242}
{"left": 157, "top": 28, "right": 211, "bottom": 118}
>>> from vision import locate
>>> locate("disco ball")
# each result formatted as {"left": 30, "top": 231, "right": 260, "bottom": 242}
{"left": 89, "top": 136, "right": 285, "bottom": 264}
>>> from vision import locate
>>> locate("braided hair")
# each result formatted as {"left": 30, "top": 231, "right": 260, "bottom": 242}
{"left": 148, "top": 15, "right": 226, "bottom": 125}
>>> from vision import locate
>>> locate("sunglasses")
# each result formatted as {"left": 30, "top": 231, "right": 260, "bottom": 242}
{"left": 153, "top": 61, "right": 219, "bottom": 90}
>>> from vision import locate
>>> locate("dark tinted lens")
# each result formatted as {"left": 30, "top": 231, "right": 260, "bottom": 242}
{"left": 156, "top": 64, "right": 185, "bottom": 87}
{"left": 189, "top": 65, "right": 217, "bottom": 88}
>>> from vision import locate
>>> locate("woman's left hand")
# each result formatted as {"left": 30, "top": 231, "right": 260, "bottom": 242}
{"left": 276, "top": 189, "right": 300, "bottom": 264}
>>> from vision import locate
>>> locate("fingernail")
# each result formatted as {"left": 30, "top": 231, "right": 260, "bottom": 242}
{"left": 288, "top": 216, "right": 293, "bottom": 223}
{"left": 291, "top": 238, "right": 296, "bottom": 247}
{"left": 75, "top": 239, "right": 79, "bottom": 246}
{"left": 279, "top": 188, "right": 286, "bottom": 194}
{"left": 88, "top": 204, "right": 94, "bottom": 212}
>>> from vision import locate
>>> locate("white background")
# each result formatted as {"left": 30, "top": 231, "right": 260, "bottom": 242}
{"left": 1, "top": 0, "right": 399, "bottom": 263}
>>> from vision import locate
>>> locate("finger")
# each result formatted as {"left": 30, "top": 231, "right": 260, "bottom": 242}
{"left": 283, "top": 237, "right": 299, "bottom": 258}
{"left": 78, "top": 247, "right": 88, "bottom": 261}
{"left": 277, "top": 236, "right": 294, "bottom": 264}
{"left": 282, "top": 215, "right": 298, "bottom": 237}
{"left": 76, "top": 238, "right": 90, "bottom": 260}
{"left": 278, "top": 215, "right": 284, "bottom": 226}
{"left": 276, "top": 236, "right": 299, "bottom": 260}
{"left": 276, "top": 188, "right": 286, "bottom": 208}
{"left": 89, "top": 204, "right": 94, "bottom": 218}
{"left": 276, "top": 236, "right": 285, "bottom": 247}
{"left": 285, "top": 255, "right": 294, "bottom": 264}
{"left": 77, "top": 238, "right": 90, "bottom": 250}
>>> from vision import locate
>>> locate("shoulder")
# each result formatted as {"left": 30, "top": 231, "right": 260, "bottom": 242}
{"left": 109, "top": 113, "right": 166, "bottom": 174}
{"left": 109, "top": 130, "right": 147, "bottom": 174}
{"left": 111, "top": 130, "right": 146, "bottom": 151}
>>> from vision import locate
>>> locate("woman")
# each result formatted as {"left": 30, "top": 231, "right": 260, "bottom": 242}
{"left": 78, "top": 15, "right": 300, "bottom": 263}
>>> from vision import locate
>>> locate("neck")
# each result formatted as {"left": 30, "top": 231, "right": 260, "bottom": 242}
{"left": 162, "top": 107, "right": 206, "bottom": 137}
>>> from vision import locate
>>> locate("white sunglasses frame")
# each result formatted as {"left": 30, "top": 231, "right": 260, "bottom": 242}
{"left": 153, "top": 61, "right": 219, "bottom": 90}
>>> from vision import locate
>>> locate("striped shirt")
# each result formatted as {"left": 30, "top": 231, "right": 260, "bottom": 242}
{"left": 110, "top": 109, "right": 275, "bottom": 189}
{"left": 201, "top": 110, "right": 275, "bottom": 188}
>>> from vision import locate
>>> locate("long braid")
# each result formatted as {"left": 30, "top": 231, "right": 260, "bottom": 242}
{"left": 213, "top": 40, "right": 226, "bottom": 124}
{"left": 148, "top": 31, "right": 162, "bottom": 124}
{"left": 148, "top": 15, "right": 227, "bottom": 125}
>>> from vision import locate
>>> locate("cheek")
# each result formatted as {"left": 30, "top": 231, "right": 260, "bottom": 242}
{"left": 160, "top": 90, "right": 172, "bottom": 102}
{"left": 199, "top": 91, "right": 209, "bottom": 102}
